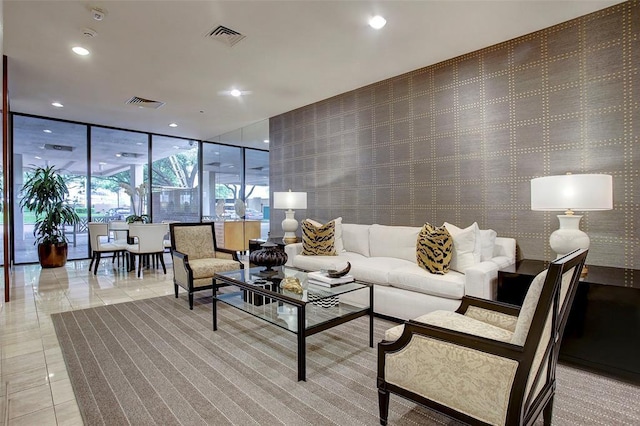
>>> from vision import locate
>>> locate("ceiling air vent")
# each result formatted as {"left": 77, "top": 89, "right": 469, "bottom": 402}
{"left": 125, "top": 96, "right": 165, "bottom": 109}
{"left": 206, "top": 25, "right": 245, "bottom": 47}
{"left": 44, "top": 144, "right": 73, "bottom": 152}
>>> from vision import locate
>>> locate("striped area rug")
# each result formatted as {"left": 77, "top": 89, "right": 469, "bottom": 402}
{"left": 52, "top": 295, "right": 640, "bottom": 425}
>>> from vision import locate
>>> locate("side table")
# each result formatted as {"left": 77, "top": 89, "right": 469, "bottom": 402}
{"left": 498, "top": 260, "right": 640, "bottom": 384}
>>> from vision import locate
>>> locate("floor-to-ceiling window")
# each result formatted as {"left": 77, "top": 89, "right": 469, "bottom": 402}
{"left": 245, "top": 149, "right": 269, "bottom": 239}
{"left": 151, "top": 136, "right": 199, "bottom": 222}
{"left": 201, "top": 143, "right": 243, "bottom": 221}
{"left": 90, "top": 127, "right": 149, "bottom": 224}
{"left": 10, "top": 113, "right": 268, "bottom": 264}
{"left": 13, "top": 116, "right": 88, "bottom": 263}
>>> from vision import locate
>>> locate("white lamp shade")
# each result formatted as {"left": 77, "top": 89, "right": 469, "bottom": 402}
{"left": 273, "top": 191, "right": 307, "bottom": 210}
{"left": 531, "top": 174, "right": 612, "bottom": 211}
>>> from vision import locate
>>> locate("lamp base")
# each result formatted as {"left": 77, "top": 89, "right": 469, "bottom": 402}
{"left": 550, "top": 214, "right": 590, "bottom": 258}
{"left": 281, "top": 209, "right": 299, "bottom": 245}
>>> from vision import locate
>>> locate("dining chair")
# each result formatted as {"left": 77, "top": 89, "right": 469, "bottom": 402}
{"left": 126, "top": 223, "right": 167, "bottom": 277}
{"left": 88, "top": 222, "right": 127, "bottom": 275}
{"left": 109, "top": 220, "right": 129, "bottom": 265}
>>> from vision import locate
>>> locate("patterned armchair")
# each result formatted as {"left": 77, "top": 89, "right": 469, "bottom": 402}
{"left": 170, "top": 223, "right": 243, "bottom": 309}
{"left": 377, "top": 249, "right": 588, "bottom": 426}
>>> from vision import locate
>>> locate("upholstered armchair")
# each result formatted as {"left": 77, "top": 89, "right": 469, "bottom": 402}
{"left": 377, "top": 249, "right": 588, "bottom": 426}
{"left": 170, "top": 222, "right": 243, "bottom": 309}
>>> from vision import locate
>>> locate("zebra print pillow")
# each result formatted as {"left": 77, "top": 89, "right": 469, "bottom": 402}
{"left": 301, "top": 219, "right": 336, "bottom": 256}
{"left": 416, "top": 223, "right": 452, "bottom": 274}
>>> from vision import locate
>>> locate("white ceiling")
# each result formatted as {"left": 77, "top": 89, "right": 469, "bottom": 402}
{"left": 4, "top": 0, "right": 622, "bottom": 149}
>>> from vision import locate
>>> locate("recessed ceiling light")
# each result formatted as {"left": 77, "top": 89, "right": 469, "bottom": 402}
{"left": 173, "top": 145, "right": 180, "bottom": 149}
{"left": 43, "top": 129, "right": 52, "bottom": 133}
{"left": 99, "top": 162, "right": 107, "bottom": 165}
{"left": 72, "top": 46, "right": 90, "bottom": 56}
{"left": 136, "top": 142, "right": 143, "bottom": 145}
{"left": 115, "top": 153, "right": 122, "bottom": 157}
{"left": 51, "top": 102, "right": 64, "bottom": 108}
{"left": 263, "top": 139, "right": 269, "bottom": 143}
{"left": 34, "top": 156, "right": 42, "bottom": 160}
{"left": 169, "top": 123, "right": 178, "bottom": 127}
{"left": 369, "top": 15, "right": 387, "bottom": 29}
{"left": 230, "top": 89, "right": 242, "bottom": 97}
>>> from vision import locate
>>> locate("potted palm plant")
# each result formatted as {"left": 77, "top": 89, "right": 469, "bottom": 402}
{"left": 19, "top": 165, "right": 81, "bottom": 268}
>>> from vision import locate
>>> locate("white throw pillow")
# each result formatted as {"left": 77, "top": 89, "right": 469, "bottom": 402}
{"left": 479, "top": 229, "right": 497, "bottom": 261}
{"left": 444, "top": 222, "right": 481, "bottom": 273}
{"left": 307, "top": 217, "right": 344, "bottom": 253}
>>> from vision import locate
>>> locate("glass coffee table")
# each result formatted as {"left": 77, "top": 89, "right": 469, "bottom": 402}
{"left": 213, "top": 266, "right": 373, "bottom": 381}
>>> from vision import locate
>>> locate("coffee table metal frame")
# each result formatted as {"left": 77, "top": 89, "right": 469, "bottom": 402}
{"left": 212, "top": 267, "right": 374, "bottom": 381}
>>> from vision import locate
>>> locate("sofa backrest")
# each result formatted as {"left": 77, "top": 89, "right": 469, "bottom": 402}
{"left": 342, "top": 223, "right": 371, "bottom": 256}
{"left": 369, "top": 224, "right": 421, "bottom": 262}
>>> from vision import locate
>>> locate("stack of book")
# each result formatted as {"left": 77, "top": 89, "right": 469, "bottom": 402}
{"left": 307, "top": 271, "right": 355, "bottom": 287}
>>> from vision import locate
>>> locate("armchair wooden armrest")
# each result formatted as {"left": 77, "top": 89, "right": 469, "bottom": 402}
{"left": 457, "top": 295, "right": 521, "bottom": 317}
{"left": 214, "top": 247, "right": 242, "bottom": 263}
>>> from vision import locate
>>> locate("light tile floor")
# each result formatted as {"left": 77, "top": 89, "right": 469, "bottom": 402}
{"left": 0, "top": 255, "right": 188, "bottom": 425}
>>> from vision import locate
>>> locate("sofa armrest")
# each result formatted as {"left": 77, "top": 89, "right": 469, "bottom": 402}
{"left": 284, "top": 242, "right": 303, "bottom": 266}
{"left": 463, "top": 261, "right": 499, "bottom": 300}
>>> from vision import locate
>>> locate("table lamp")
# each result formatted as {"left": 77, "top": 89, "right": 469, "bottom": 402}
{"left": 531, "top": 173, "right": 612, "bottom": 259}
{"left": 273, "top": 190, "right": 307, "bottom": 244}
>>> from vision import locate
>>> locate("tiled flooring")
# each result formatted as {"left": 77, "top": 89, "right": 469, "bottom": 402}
{"left": 0, "top": 255, "right": 182, "bottom": 425}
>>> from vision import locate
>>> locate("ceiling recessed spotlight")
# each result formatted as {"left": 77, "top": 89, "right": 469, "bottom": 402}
{"left": 218, "top": 88, "right": 252, "bottom": 97}
{"left": 43, "top": 129, "right": 52, "bottom": 133}
{"left": 72, "top": 46, "right": 90, "bottom": 56}
{"left": 173, "top": 145, "right": 180, "bottom": 149}
{"left": 115, "top": 153, "right": 122, "bottom": 157}
{"left": 136, "top": 142, "right": 143, "bottom": 145}
{"left": 34, "top": 156, "right": 42, "bottom": 160}
{"left": 369, "top": 15, "right": 387, "bottom": 30}
{"left": 263, "top": 139, "right": 269, "bottom": 143}
{"left": 51, "top": 102, "right": 64, "bottom": 108}
{"left": 99, "top": 162, "right": 107, "bottom": 165}
{"left": 169, "top": 123, "right": 178, "bottom": 128}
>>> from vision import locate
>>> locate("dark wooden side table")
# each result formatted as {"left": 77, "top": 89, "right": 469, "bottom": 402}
{"left": 498, "top": 260, "right": 640, "bottom": 384}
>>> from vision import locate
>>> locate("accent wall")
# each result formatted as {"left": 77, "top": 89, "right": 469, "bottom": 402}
{"left": 270, "top": 0, "right": 639, "bottom": 269}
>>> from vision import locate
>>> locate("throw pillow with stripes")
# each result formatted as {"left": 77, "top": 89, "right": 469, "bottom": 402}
{"left": 301, "top": 219, "right": 336, "bottom": 256}
{"left": 416, "top": 223, "right": 452, "bottom": 274}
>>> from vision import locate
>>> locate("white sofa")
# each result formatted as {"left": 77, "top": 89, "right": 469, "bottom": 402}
{"left": 285, "top": 223, "right": 516, "bottom": 320}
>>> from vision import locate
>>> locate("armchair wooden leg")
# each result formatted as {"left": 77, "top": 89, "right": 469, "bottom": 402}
{"left": 89, "top": 253, "right": 95, "bottom": 271}
{"left": 543, "top": 394, "right": 554, "bottom": 425}
{"left": 137, "top": 255, "right": 142, "bottom": 277}
{"left": 378, "top": 387, "right": 390, "bottom": 426}
{"left": 189, "top": 292, "right": 194, "bottom": 310}
{"left": 174, "top": 284, "right": 179, "bottom": 298}
{"left": 158, "top": 253, "right": 166, "bottom": 274}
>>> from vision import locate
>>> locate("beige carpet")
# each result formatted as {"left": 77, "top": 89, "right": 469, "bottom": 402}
{"left": 51, "top": 295, "right": 640, "bottom": 425}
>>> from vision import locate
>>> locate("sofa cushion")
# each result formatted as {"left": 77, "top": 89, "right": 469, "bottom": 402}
{"left": 416, "top": 223, "right": 452, "bottom": 274}
{"left": 301, "top": 219, "right": 336, "bottom": 256}
{"left": 444, "top": 222, "right": 481, "bottom": 273}
{"left": 349, "top": 257, "right": 414, "bottom": 285}
{"left": 342, "top": 224, "right": 371, "bottom": 257}
{"left": 292, "top": 253, "right": 362, "bottom": 272}
{"left": 480, "top": 229, "right": 498, "bottom": 261}
{"left": 388, "top": 264, "right": 465, "bottom": 299}
{"left": 369, "top": 224, "right": 421, "bottom": 263}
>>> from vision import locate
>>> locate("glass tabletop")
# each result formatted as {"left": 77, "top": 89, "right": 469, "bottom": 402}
{"left": 214, "top": 266, "right": 371, "bottom": 333}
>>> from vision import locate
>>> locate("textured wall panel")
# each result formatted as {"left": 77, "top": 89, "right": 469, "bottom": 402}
{"left": 270, "top": 1, "right": 639, "bottom": 269}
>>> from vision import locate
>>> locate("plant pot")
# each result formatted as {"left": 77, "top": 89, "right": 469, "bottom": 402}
{"left": 38, "top": 242, "right": 68, "bottom": 268}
